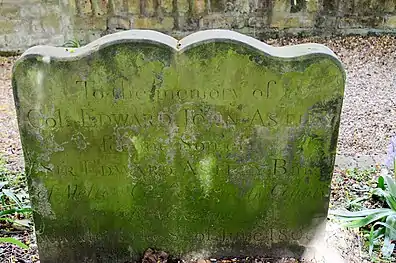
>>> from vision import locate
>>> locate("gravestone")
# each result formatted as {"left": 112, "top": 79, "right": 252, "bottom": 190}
{"left": 12, "top": 30, "right": 345, "bottom": 263}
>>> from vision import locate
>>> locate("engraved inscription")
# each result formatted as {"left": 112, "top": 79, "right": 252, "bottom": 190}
{"left": 13, "top": 29, "right": 344, "bottom": 261}
{"left": 26, "top": 106, "right": 333, "bottom": 131}
{"left": 48, "top": 157, "right": 321, "bottom": 182}
{"left": 27, "top": 109, "right": 63, "bottom": 128}
{"left": 76, "top": 79, "right": 279, "bottom": 102}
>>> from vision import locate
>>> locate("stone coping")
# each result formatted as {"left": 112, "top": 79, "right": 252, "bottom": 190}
{"left": 18, "top": 29, "right": 341, "bottom": 62}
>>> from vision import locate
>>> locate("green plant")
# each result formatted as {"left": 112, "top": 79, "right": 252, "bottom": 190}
{"left": 330, "top": 174, "right": 396, "bottom": 258}
{"left": 0, "top": 237, "right": 28, "bottom": 249}
{"left": 330, "top": 136, "right": 396, "bottom": 258}
{"left": 0, "top": 160, "right": 31, "bottom": 250}
{"left": 62, "top": 38, "right": 84, "bottom": 48}
{"left": 346, "top": 196, "right": 368, "bottom": 211}
{"left": 0, "top": 181, "right": 31, "bottom": 216}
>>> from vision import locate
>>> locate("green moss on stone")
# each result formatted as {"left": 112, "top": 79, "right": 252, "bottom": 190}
{"left": 12, "top": 37, "right": 345, "bottom": 262}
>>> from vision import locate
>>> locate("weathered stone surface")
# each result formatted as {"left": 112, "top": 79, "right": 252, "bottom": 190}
{"left": 2, "top": 0, "right": 396, "bottom": 53}
{"left": 0, "top": 3, "right": 21, "bottom": 18}
{"left": 384, "top": 15, "right": 396, "bottom": 28}
{"left": 12, "top": 30, "right": 345, "bottom": 262}
{"left": 0, "top": 19, "right": 19, "bottom": 34}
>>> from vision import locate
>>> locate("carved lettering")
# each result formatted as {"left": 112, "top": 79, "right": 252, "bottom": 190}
{"left": 267, "top": 80, "right": 276, "bottom": 98}
{"left": 184, "top": 109, "right": 206, "bottom": 127}
{"left": 286, "top": 113, "right": 303, "bottom": 125}
{"left": 101, "top": 165, "right": 113, "bottom": 176}
{"left": 152, "top": 88, "right": 240, "bottom": 102}
{"left": 183, "top": 160, "right": 196, "bottom": 175}
{"left": 27, "top": 109, "right": 41, "bottom": 128}
{"left": 112, "top": 113, "right": 129, "bottom": 125}
{"left": 76, "top": 80, "right": 90, "bottom": 99}
{"left": 158, "top": 112, "right": 172, "bottom": 124}
{"left": 249, "top": 110, "right": 276, "bottom": 127}
{"left": 224, "top": 111, "right": 237, "bottom": 126}
{"left": 80, "top": 109, "right": 169, "bottom": 127}
{"left": 190, "top": 89, "right": 206, "bottom": 100}
{"left": 99, "top": 113, "right": 112, "bottom": 126}
{"left": 252, "top": 80, "right": 276, "bottom": 99}
{"left": 51, "top": 157, "right": 321, "bottom": 186}
{"left": 271, "top": 184, "right": 286, "bottom": 197}
{"left": 77, "top": 107, "right": 284, "bottom": 129}
{"left": 14, "top": 27, "right": 344, "bottom": 260}
{"left": 36, "top": 185, "right": 54, "bottom": 202}
{"left": 176, "top": 89, "right": 188, "bottom": 100}
{"left": 76, "top": 78, "right": 286, "bottom": 104}
{"left": 67, "top": 184, "right": 79, "bottom": 199}
{"left": 273, "top": 159, "right": 287, "bottom": 175}
{"left": 81, "top": 108, "right": 96, "bottom": 127}
{"left": 209, "top": 89, "right": 219, "bottom": 99}
{"left": 79, "top": 80, "right": 106, "bottom": 100}
{"left": 27, "top": 109, "right": 63, "bottom": 129}
{"left": 227, "top": 163, "right": 262, "bottom": 177}
{"left": 192, "top": 228, "right": 271, "bottom": 245}
{"left": 268, "top": 113, "right": 278, "bottom": 126}
{"left": 180, "top": 138, "right": 218, "bottom": 152}
{"left": 253, "top": 89, "right": 263, "bottom": 98}
{"left": 245, "top": 187, "right": 262, "bottom": 201}
{"left": 54, "top": 165, "right": 76, "bottom": 177}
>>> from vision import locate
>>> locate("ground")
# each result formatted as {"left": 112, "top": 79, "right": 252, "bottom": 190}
{"left": 1, "top": 35, "right": 396, "bottom": 262}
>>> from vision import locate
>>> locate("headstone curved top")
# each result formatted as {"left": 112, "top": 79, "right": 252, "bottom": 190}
{"left": 13, "top": 29, "right": 345, "bottom": 263}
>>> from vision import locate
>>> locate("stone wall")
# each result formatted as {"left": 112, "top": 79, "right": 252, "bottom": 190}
{"left": 2, "top": 0, "right": 396, "bottom": 53}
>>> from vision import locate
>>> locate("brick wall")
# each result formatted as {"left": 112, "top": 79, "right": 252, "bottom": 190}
{"left": 1, "top": 0, "right": 396, "bottom": 53}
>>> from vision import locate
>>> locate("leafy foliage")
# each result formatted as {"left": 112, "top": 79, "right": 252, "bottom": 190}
{"left": 62, "top": 39, "right": 84, "bottom": 48}
{"left": 330, "top": 136, "right": 396, "bottom": 259}
{"left": 0, "top": 159, "right": 31, "bottom": 250}
{"left": 330, "top": 174, "right": 396, "bottom": 258}
{"left": 0, "top": 237, "right": 28, "bottom": 249}
{"left": 0, "top": 179, "right": 31, "bottom": 218}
